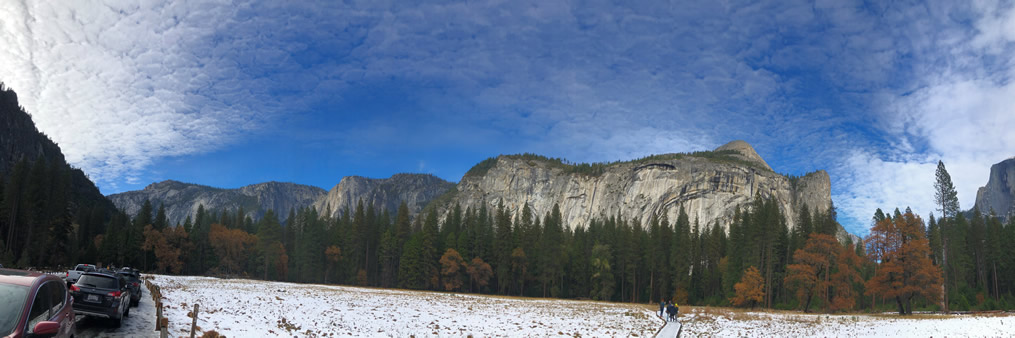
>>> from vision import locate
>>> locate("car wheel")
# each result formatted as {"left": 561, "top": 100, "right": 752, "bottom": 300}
{"left": 124, "top": 306, "right": 131, "bottom": 317}
{"left": 113, "top": 316, "right": 123, "bottom": 328}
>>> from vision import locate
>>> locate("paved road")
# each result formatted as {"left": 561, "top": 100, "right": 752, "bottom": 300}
{"left": 74, "top": 282, "right": 158, "bottom": 337}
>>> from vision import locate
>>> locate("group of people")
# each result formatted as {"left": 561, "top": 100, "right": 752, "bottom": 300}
{"left": 659, "top": 300, "right": 679, "bottom": 322}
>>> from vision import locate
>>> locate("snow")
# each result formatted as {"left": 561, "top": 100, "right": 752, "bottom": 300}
{"left": 75, "top": 281, "right": 158, "bottom": 337}
{"left": 147, "top": 275, "right": 660, "bottom": 337}
{"left": 144, "top": 274, "right": 1014, "bottom": 337}
{"left": 677, "top": 307, "right": 1013, "bottom": 337}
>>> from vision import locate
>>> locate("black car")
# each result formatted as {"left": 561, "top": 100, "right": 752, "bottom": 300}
{"left": 69, "top": 272, "right": 131, "bottom": 327}
{"left": 115, "top": 270, "right": 142, "bottom": 307}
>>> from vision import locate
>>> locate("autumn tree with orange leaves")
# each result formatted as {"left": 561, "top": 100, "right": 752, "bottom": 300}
{"left": 785, "top": 233, "right": 839, "bottom": 312}
{"left": 440, "top": 249, "right": 467, "bottom": 291}
{"left": 829, "top": 243, "right": 864, "bottom": 312}
{"left": 731, "top": 266, "right": 765, "bottom": 308}
{"left": 466, "top": 257, "right": 493, "bottom": 293}
{"left": 865, "top": 210, "right": 942, "bottom": 315}
{"left": 208, "top": 224, "right": 257, "bottom": 275}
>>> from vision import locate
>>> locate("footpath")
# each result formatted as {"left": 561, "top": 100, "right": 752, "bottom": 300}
{"left": 654, "top": 313, "right": 682, "bottom": 338}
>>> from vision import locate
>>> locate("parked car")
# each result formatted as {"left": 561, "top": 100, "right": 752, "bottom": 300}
{"left": 65, "top": 264, "right": 96, "bottom": 285}
{"left": 69, "top": 272, "right": 131, "bottom": 327}
{"left": 0, "top": 268, "right": 76, "bottom": 338}
{"left": 116, "top": 269, "right": 142, "bottom": 307}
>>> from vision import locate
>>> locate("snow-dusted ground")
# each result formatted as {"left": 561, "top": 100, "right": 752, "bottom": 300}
{"left": 147, "top": 275, "right": 660, "bottom": 337}
{"left": 146, "top": 274, "right": 1014, "bottom": 337}
{"left": 677, "top": 307, "right": 1013, "bottom": 337}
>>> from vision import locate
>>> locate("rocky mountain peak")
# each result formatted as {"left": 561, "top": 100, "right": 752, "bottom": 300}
{"left": 714, "top": 140, "right": 772, "bottom": 171}
{"left": 974, "top": 157, "right": 1015, "bottom": 221}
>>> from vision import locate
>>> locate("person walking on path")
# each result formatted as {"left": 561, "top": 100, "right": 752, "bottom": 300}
{"left": 659, "top": 299, "right": 666, "bottom": 318}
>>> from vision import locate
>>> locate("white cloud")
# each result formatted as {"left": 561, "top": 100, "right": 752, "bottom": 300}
{"left": 0, "top": 1, "right": 273, "bottom": 190}
{"left": 835, "top": 0, "right": 1015, "bottom": 234}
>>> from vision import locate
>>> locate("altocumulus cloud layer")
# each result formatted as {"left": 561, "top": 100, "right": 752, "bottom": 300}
{"left": 0, "top": 0, "right": 1013, "bottom": 235}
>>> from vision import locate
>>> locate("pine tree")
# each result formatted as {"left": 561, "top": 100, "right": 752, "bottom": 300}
{"left": 934, "top": 160, "right": 960, "bottom": 312}
{"left": 421, "top": 209, "right": 440, "bottom": 289}
{"left": 493, "top": 201, "right": 513, "bottom": 293}
{"left": 590, "top": 243, "right": 614, "bottom": 301}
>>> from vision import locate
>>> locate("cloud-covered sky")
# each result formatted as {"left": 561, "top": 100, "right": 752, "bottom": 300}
{"left": 1, "top": 0, "right": 1013, "bottom": 235}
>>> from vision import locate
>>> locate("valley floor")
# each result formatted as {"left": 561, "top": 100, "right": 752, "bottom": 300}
{"left": 147, "top": 275, "right": 660, "bottom": 337}
{"left": 676, "top": 306, "right": 1012, "bottom": 337}
{"left": 146, "top": 275, "right": 1013, "bottom": 337}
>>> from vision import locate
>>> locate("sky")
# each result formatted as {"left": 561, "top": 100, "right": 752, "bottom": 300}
{"left": 0, "top": 0, "right": 1013, "bottom": 236}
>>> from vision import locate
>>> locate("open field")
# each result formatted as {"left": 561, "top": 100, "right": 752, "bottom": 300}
{"left": 147, "top": 274, "right": 1013, "bottom": 337}
{"left": 148, "top": 275, "right": 661, "bottom": 337}
{"left": 677, "top": 306, "right": 1013, "bottom": 337}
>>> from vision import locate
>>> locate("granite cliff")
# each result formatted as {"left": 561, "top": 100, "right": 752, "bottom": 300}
{"left": 108, "top": 180, "right": 327, "bottom": 226}
{"left": 438, "top": 141, "right": 852, "bottom": 240}
{"left": 974, "top": 158, "right": 1015, "bottom": 221}
{"left": 110, "top": 173, "right": 455, "bottom": 226}
{"left": 314, "top": 174, "right": 456, "bottom": 219}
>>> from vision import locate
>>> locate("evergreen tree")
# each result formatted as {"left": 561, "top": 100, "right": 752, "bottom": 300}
{"left": 590, "top": 243, "right": 614, "bottom": 301}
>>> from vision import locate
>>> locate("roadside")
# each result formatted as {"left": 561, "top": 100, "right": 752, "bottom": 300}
{"left": 75, "top": 279, "right": 157, "bottom": 337}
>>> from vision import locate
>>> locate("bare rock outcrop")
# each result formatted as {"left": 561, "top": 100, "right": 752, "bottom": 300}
{"left": 441, "top": 141, "right": 849, "bottom": 239}
{"left": 313, "top": 174, "right": 455, "bottom": 219}
{"left": 974, "top": 158, "right": 1015, "bottom": 221}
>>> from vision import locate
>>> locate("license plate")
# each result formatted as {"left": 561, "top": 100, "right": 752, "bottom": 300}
{"left": 86, "top": 294, "right": 99, "bottom": 302}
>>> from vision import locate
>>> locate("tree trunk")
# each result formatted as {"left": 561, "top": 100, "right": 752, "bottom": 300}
{"left": 803, "top": 292, "right": 813, "bottom": 313}
{"left": 895, "top": 296, "right": 905, "bottom": 315}
{"left": 942, "top": 228, "right": 950, "bottom": 313}
{"left": 993, "top": 262, "right": 999, "bottom": 301}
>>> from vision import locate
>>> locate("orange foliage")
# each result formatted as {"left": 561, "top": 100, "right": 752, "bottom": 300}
{"left": 466, "top": 257, "right": 493, "bottom": 292}
{"left": 439, "top": 249, "right": 466, "bottom": 291}
{"left": 731, "top": 266, "right": 765, "bottom": 308}
{"left": 784, "top": 233, "right": 838, "bottom": 312}
{"left": 864, "top": 211, "right": 943, "bottom": 315}
{"left": 830, "top": 244, "right": 864, "bottom": 312}
{"left": 143, "top": 225, "right": 187, "bottom": 274}
{"left": 208, "top": 224, "right": 256, "bottom": 275}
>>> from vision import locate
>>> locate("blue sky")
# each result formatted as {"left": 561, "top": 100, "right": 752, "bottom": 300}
{"left": 1, "top": 0, "right": 1014, "bottom": 236}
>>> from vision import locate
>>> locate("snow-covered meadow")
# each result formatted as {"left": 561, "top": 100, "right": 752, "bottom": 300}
{"left": 677, "top": 306, "right": 1013, "bottom": 337}
{"left": 147, "top": 275, "right": 661, "bottom": 337}
{"left": 146, "top": 274, "right": 1013, "bottom": 337}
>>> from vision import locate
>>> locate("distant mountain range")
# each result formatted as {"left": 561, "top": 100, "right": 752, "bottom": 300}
{"left": 107, "top": 174, "right": 455, "bottom": 227}
{"left": 109, "top": 140, "right": 860, "bottom": 243}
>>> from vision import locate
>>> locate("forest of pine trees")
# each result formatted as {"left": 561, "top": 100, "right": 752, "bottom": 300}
{"left": 3, "top": 155, "right": 1015, "bottom": 314}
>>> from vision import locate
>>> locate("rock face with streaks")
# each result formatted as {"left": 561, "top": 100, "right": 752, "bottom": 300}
{"left": 108, "top": 180, "right": 327, "bottom": 226}
{"left": 314, "top": 174, "right": 456, "bottom": 219}
{"left": 111, "top": 174, "right": 455, "bottom": 226}
{"left": 973, "top": 158, "right": 1015, "bottom": 221}
{"left": 441, "top": 141, "right": 852, "bottom": 240}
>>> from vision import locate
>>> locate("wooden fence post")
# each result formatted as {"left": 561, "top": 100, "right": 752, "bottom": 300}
{"left": 190, "top": 303, "right": 199, "bottom": 338}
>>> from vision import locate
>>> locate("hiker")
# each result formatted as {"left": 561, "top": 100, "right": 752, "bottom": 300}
{"left": 659, "top": 299, "right": 666, "bottom": 317}
{"left": 672, "top": 300, "right": 679, "bottom": 321}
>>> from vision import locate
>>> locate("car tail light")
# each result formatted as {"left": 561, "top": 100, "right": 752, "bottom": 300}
{"left": 69, "top": 284, "right": 80, "bottom": 292}
{"left": 107, "top": 291, "right": 122, "bottom": 297}
{"left": 133, "top": 282, "right": 139, "bottom": 287}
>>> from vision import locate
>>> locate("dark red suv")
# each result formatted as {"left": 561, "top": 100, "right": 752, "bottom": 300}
{"left": 0, "top": 268, "right": 75, "bottom": 338}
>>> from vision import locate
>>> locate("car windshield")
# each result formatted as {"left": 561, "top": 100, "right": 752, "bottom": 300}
{"left": 0, "top": 283, "right": 29, "bottom": 336}
{"left": 117, "top": 273, "right": 137, "bottom": 281}
{"left": 77, "top": 274, "right": 118, "bottom": 289}
{"left": 75, "top": 265, "right": 91, "bottom": 271}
